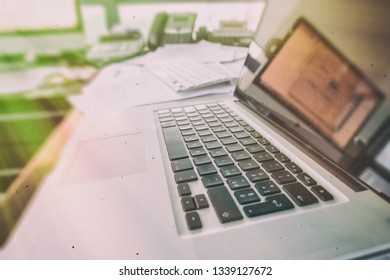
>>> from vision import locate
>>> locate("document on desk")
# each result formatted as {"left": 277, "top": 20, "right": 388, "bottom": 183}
{"left": 69, "top": 42, "right": 247, "bottom": 113}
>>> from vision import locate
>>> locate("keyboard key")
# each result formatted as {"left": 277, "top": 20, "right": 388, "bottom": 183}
{"left": 183, "top": 135, "right": 198, "bottom": 142}
{"left": 194, "top": 124, "right": 208, "bottom": 131}
{"left": 212, "top": 126, "right": 226, "bottom": 133}
{"left": 201, "top": 135, "right": 217, "bottom": 143}
{"left": 226, "top": 176, "right": 250, "bottom": 190}
{"left": 243, "top": 194, "right": 294, "bottom": 217}
{"left": 220, "top": 165, "right": 241, "bottom": 178}
{"left": 243, "top": 125, "right": 255, "bottom": 132}
{"left": 250, "top": 131, "right": 263, "bottom": 138}
{"left": 193, "top": 155, "right": 211, "bottom": 166}
{"left": 234, "top": 131, "right": 250, "bottom": 139}
{"left": 262, "top": 160, "right": 284, "bottom": 173}
{"left": 229, "top": 126, "right": 244, "bottom": 133}
{"left": 246, "top": 144, "right": 265, "bottom": 154}
{"left": 221, "top": 137, "right": 237, "bottom": 145}
{"left": 181, "top": 129, "right": 195, "bottom": 136}
{"left": 234, "top": 188, "right": 260, "bottom": 205}
{"left": 297, "top": 173, "right": 317, "bottom": 186}
{"left": 171, "top": 158, "right": 193, "bottom": 172}
{"left": 215, "top": 131, "right": 231, "bottom": 138}
{"left": 271, "top": 170, "right": 296, "bottom": 184}
{"left": 202, "top": 174, "right": 224, "bottom": 188}
{"left": 174, "top": 170, "right": 198, "bottom": 184}
{"left": 258, "top": 138, "right": 270, "bottom": 145}
{"left": 189, "top": 147, "right": 207, "bottom": 157}
{"left": 179, "top": 124, "right": 192, "bottom": 131}
{"left": 205, "top": 141, "right": 222, "bottom": 150}
{"left": 253, "top": 151, "right": 273, "bottom": 162}
{"left": 194, "top": 194, "right": 209, "bottom": 209}
{"left": 209, "top": 148, "right": 227, "bottom": 158}
{"left": 197, "top": 164, "right": 217, "bottom": 176}
{"left": 274, "top": 153, "right": 290, "bottom": 163}
{"left": 254, "top": 181, "right": 281, "bottom": 196}
{"left": 226, "top": 143, "right": 244, "bottom": 152}
{"left": 160, "top": 121, "right": 176, "bottom": 128}
{"left": 311, "top": 185, "right": 334, "bottom": 201}
{"left": 214, "top": 155, "right": 234, "bottom": 167}
{"left": 181, "top": 197, "right": 196, "bottom": 212}
{"left": 162, "top": 127, "right": 189, "bottom": 160}
{"left": 283, "top": 182, "right": 318, "bottom": 206}
{"left": 186, "top": 140, "right": 202, "bottom": 149}
{"left": 239, "top": 137, "right": 257, "bottom": 146}
{"left": 160, "top": 116, "right": 174, "bottom": 122}
{"left": 224, "top": 121, "right": 238, "bottom": 128}
{"left": 198, "top": 129, "right": 212, "bottom": 137}
{"left": 238, "top": 159, "right": 259, "bottom": 171}
{"left": 185, "top": 212, "right": 202, "bottom": 230}
{"left": 177, "top": 183, "right": 191, "bottom": 197}
{"left": 265, "top": 145, "right": 279, "bottom": 154}
{"left": 232, "top": 150, "right": 251, "bottom": 161}
{"left": 208, "top": 121, "right": 222, "bottom": 127}
{"left": 285, "top": 162, "right": 302, "bottom": 174}
{"left": 207, "top": 186, "right": 243, "bottom": 223}
{"left": 246, "top": 169, "right": 269, "bottom": 183}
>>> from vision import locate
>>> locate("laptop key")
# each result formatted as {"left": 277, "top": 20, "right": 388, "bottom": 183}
{"left": 162, "top": 126, "right": 189, "bottom": 160}
{"left": 202, "top": 174, "right": 224, "bottom": 188}
{"left": 285, "top": 162, "right": 302, "bottom": 174}
{"left": 175, "top": 170, "right": 198, "bottom": 184}
{"left": 232, "top": 150, "right": 251, "bottom": 161}
{"left": 186, "top": 140, "right": 202, "bottom": 149}
{"left": 262, "top": 160, "right": 284, "bottom": 173}
{"left": 227, "top": 176, "right": 250, "bottom": 190}
{"left": 207, "top": 186, "right": 243, "bottom": 223}
{"left": 214, "top": 155, "right": 234, "bottom": 167}
{"left": 193, "top": 155, "right": 211, "bottom": 166}
{"left": 243, "top": 194, "right": 294, "bottom": 217}
{"left": 297, "top": 173, "right": 317, "bottom": 186}
{"left": 220, "top": 165, "right": 241, "bottom": 178}
{"left": 246, "top": 144, "right": 265, "bottom": 154}
{"left": 246, "top": 169, "right": 269, "bottom": 183}
{"left": 189, "top": 147, "right": 207, "bottom": 157}
{"left": 209, "top": 148, "right": 227, "bottom": 158}
{"left": 205, "top": 141, "right": 222, "bottom": 150}
{"left": 283, "top": 182, "right": 319, "bottom": 206}
{"left": 253, "top": 151, "right": 273, "bottom": 162}
{"left": 234, "top": 188, "right": 260, "bottom": 205}
{"left": 183, "top": 135, "right": 198, "bottom": 142}
{"left": 185, "top": 212, "right": 202, "bottom": 230}
{"left": 197, "top": 164, "right": 217, "bottom": 176}
{"left": 194, "top": 194, "right": 209, "bottom": 209}
{"left": 255, "top": 181, "right": 281, "bottom": 196}
{"left": 171, "top": 158, "right": 193, "bottom": 172}
{"left": 238, "top": 159, "right": 259, "bottom": 171}
{"left": 177, "top": 183, "right": 191, "bottom": 197}
{"left": 274, "top": 152, "right": 290, "bottom": 163}
{"left": 226, "top": 143, "right": 244, "bottom": 152}
{"left": 160, "top": 121, "right": 176, "bottom": 128}
{"left": 272, "top": 170, "right": 296, "bottom": 184}
{"left": 311, "top": 185, "right": 334, "bottom": 201}
{"left": 181, "top": 196, "right": 196, "bottom": 212}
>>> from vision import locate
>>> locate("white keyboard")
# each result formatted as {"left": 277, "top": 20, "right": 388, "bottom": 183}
{"left": 146, "top": 57, "right": 232, "bottom": 92}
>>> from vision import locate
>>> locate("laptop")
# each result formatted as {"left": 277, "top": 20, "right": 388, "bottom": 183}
{"left": 1, "top": 0, "right": 389, "bottom": 259}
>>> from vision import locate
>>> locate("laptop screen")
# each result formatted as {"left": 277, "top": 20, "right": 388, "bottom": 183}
{"left": 235, "top": 0, "right": 390, "bottom": 198}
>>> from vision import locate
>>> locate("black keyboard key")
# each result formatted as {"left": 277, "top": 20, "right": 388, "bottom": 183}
{"left": 272, "top": 170, "right": 296, "bottom": 184}
{"left": 209, "top": 148, "right": 227, "bottom": 158}
{"left": 181, "top": 129, "right": 195, "bottom": 136}
{"left": 297, "top": 173, "right": 317, "bottom": 186}
{"left": 174, "top": 170, "right": 198, "bottom": 184}
{"left": 239, "top": 137, "right": 257, "bottom": 146}
{"left": 255, "top": 181, "right": 281, "bottom": 196}
{"left": 312, "top": 185, "right": 334, "bottom": 201}
{"left": 201, "top": 135, "right": 217, "bottom": 143}
{"left": 243, "top": 125, "right": 255, "bottom": 132}
{"left": 262, "top": 160, "right": 284, "bottom": 173}
{"left": 246, "top": 169, "right": 269, "bottom": 183}
{"left": 243, "top": 194, "right": 294, "bottom": 217}
{"left": 234, "top": 188, "right": 260, "bottom": 205}
{"left": 226, "top": 143, "right": 244, "bottom": 152}
{"left": 160, "top": 121, "right": 176, "bottom": 128}
{"left": 285, "top": 162, "right": 302, "bottom": 174}
{"left": 197, "top": 164, "right": 217, "bottom": 176}
{"left": 224, "top": 121, "right": 238, "bottom": 128}
{"left": 171, "top": 158, "right": 193, "bottom": 172}
{"left": 185, "top": 212, "right": 202, "bottom": 230}
{"left": 274, "top": 152, "right": 290, "bottom": 163}
{"left": 253, "top": 151, "right": 273, "bottom": 162}
{"left": 189, "top": 147, "right": 207, "bottom": 157}
{"left": 183, "top": 135, "right": 198, "bottom": 142}
{"left": 194, "top": 194, "right": 209, "bottom": 209}
{"left": 205, "top": 141, "right": 222, "bottom": 150}
{"left": 179, "top": 124, "right": 192, "bottom": 131}
{"left": 193, "top": 155, "right": 211, "bottom": 166}
{"left": 194, "top": 124, "right": 208, "bottom": 131}
{"left": 186, "top": 140, "right": 202, "bottom": 149}
{"left": 265, "top": 145, "right": 279, "bottom": 154}
{"left": 220, "top": 165, "right": 241, "bottom": 178}
{"left": 216, "top": 131, "right": 231, "bottom": 138}
{"left": 246, "top": 144, "right": 265, "bottom": 154}
{"left": 238, "top": 159, "right": 259, "bottom": 171}
{"left": 283, "top": 182, "right": 318, "bottom": 206}
{"left": 250, "top": 131, "right": 262, "bottom": 138}
{"left": 208, "top": 121, "right": 222, "bottom": 127}
{"left": 234, "top": 131, "right": 250, "bottom": 139}
{"left": 214, "top": 155, "right": 234, "bottom": 167}
{"left": 212, "top": 125, "right": 226, "bottom": 133}
{"left": 202, "top": 174, "right": 224, "bottom": 188}
{"left": 232, "top": 150, "right": 251, "bottom": 161}
{"left": 226, "top": 176, "right": 250, "bottom": 190}
{"left": 258, "top": 138, "right": 270, "bottom": 145}
{"left": 181, "top": 196, "right": 196, "bottom": 212}
{"left": 198, "top": 129, "right": 212, "bottom": 137}
{"left": 221, "top": 137, "right": 237, "bottom": 145}
{"left": 162, "top": 127, "right": 189, "bottom": 160}
{"left": 229, "top": 126, "right": 244, "bottom": 133}
{"left": 207, "top": 186, "right": 243, "bottom": 223}
{"left": 177, "top": 183, "right": 191, "bottom": 196}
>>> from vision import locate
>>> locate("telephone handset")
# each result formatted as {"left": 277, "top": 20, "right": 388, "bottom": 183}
{"left": 147, "top": 12, "right": 196, "bottom": 50}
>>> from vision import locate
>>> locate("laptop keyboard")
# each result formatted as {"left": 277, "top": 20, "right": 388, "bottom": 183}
{"left": 158, "top": 102, "right": 334, "bottom": 231}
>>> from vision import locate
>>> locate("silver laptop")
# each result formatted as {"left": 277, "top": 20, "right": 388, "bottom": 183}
{"left": 1, "top": 0, "right": 389, "bottom": 259}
